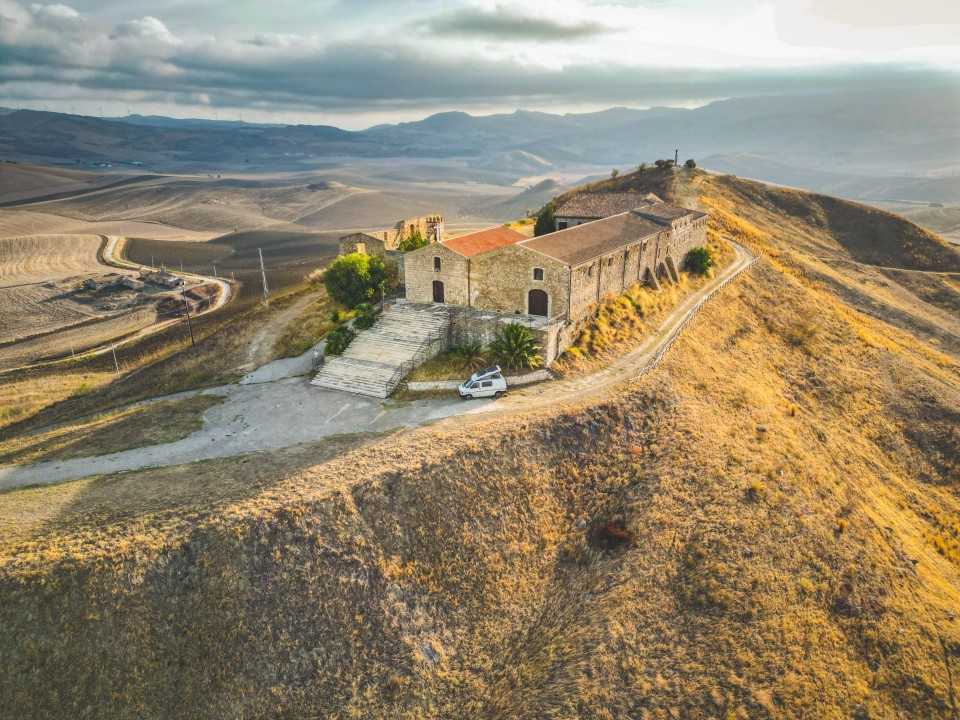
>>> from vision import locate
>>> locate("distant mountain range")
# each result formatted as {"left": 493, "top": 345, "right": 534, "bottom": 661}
{"left": 2, "top": 79, "right": 957, "bottom": 201}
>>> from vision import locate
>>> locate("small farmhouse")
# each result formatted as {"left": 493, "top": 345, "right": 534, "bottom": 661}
{"left": 140, "top": 268, "right": 185, "bottom": 288}
{"left": 85, "top": 273, "right": 124, "bottom": 291}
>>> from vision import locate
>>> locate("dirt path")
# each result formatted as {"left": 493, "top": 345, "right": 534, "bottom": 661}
{"left": 0, "top": 242, "right": 756, "bottom": 489}
{"left": 240, "top": 291, "right": 321, "bottom": 372}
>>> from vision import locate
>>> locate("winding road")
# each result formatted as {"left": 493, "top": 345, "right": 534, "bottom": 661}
{"left": 0, "top": 241, "right": 756, "bottom": 490}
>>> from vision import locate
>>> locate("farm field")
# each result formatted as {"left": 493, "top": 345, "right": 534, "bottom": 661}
{"left": 124, "top": 228, "right": 342, "bottom": 298}
{"left": 0, "top": 162, "right": 124, "bottom": 204}
{"left": 0, "top": 234, "right": 119, "bottom": 345}
{"left": 0, "top": 209, "right": 220, "bottom": 242}
{"left": 0, "top": 308, "right": 156, "bottom": 370}
{"left": 42, "top": 180, "right": 361, "bottom": 234}
{"left": 0, "top": 234, "right": 105, "bottom": 286}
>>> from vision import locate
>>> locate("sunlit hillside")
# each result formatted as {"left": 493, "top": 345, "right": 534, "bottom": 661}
{"left": 1, "top": 167, "right": 958, "bottom": 719}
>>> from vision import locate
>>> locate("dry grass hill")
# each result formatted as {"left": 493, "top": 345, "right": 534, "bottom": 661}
{"left": 0, "top": 167, "right": 958, "bottom": 719}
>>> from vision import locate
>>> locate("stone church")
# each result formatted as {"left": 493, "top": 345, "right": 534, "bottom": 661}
{"left": 401, "top": 193, "right": 708, "bottom": 361}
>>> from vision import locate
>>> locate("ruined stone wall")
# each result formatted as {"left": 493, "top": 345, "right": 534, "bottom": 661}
{"left": 404, "top": 243, "right": 468, "bottom": 305}
{"left": 338, "top": 233, "right": 386, "bottom": 259}
{"left": 369, "top": 215, "right": 444, "bottom": 251}
{"left": 470, "top": 245, "right": 568, "bottom": 317}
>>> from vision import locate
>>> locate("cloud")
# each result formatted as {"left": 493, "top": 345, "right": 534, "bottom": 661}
{"left": 426, "top": 2, "right": 615, "bottom": 40}
{"left": 0, "top": 0, "right": 957, "bottom": 126}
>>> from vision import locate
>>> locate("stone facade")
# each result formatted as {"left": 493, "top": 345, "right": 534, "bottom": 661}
{"left": 470, "top": 244, "right": 569, "bottom": 317}
{"left": 404, "top": 242, "right": 470, "bottom": 306}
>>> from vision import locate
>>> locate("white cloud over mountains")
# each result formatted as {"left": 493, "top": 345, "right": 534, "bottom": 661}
{"left": 0, "top": 0, "right": 957, "bottom": 127}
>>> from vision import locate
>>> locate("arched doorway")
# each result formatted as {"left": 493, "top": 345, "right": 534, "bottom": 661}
{"left": 432, "top": 280, "right": 445, "bottom": 303}
{"left": 528, "top": 288, "right": 548, "bottom": 316}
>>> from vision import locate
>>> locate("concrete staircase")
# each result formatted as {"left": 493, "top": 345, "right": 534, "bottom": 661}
{"left": 311, "top": 302, "right": 450, "bottom": 398}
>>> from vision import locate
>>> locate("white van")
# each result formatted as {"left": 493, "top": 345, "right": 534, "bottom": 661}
{"left": 459, "top": 365, "right": 507, "bottom": 400}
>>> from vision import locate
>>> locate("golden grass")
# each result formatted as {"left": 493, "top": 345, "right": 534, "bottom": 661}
{"left": 554, "top": 238, "right": 730, "bottom": 376}
{"left": 0, "top": 371, "right": 114, "bottom": 430}
{"left": 0, "top": 394, "right": 223, "bottom": 467}
{"left": 271, "top": 291, "right": 338, "bottom": 359}
{"left": 0, "top": 169, "right": 958, "bottom": 719}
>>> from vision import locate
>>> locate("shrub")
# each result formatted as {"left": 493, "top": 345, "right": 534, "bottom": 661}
{"left": 353, "top": 303, "right": 378, "bottom": 331}
{"left": 397, "top": 232, "right": 428, "bottom": 252}
{"left": 331, "top": 308, "right": 343, "bottom": 323}
{"left": 685, "top": 246, "right": 715, "bottom": 276}
{"left": 489, "top": 323, "right": 542, "bottom": 370}
{"left": 323, "top": 253, "right": 387, "bottom": 309}
{"left": 684, "top": 158, "right": 697, "bottom": 169}
{"left": 324, "top": 326, "right": 356, "bottom": 356}
{"left": 534, "top": 204, "right": 556, "bottom": 237}
{"left": 588, "top": 521, "right": 636, "bottom": 551}
{"left": 452, "top": 342, "right": 487, "bottom": 371}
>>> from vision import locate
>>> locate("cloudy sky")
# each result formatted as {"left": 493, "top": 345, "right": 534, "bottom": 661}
{"left": 1, "top": 0, "right": 958, "bottom": 128}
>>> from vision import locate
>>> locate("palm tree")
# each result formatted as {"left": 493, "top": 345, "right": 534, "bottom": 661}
{"left": 489, "top": 323, "right": 543, "bottom": 371}
{"left": 452, "top": 342, "right": 488, "bottom": 371}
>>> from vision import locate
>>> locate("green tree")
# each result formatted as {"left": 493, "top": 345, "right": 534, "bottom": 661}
{"left": 684, "top": 158, "right": 697, "bottom": 169}
{"left": 353, "top": 302, "right": 378, "bottom": 330}
{"left": 397, "top": 231, "right": 428, "bottom": 252}
{"left": 323, "top": 253, "right": 387, "bottom": 309}
{"left": 324, "top": 325, "right": 356, "bottom": 356}
{"left": 685, "top": 246, "right": 715, "bottom": 276}
{"left": 611, "top": 168, "right": 620, "bottom": 178}
{"left": 534, "top": 204, "right": 556, "bottom": 237}
{"left": 489, "top": 323, "right": 543, "bottom": 371}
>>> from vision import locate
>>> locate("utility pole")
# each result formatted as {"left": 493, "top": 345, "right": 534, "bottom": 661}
{"left": 180, "top": 286, "right": 196, "bottom": 347}
{"left": 179, "top": 258, "right": 183, "bottom": 272}
{"left": 674, "top": 148, "right": 678, "bottom": 166}
{"left": 213, "top": 263, "right": 217, "bottom": 279}
{"left": 111, "top": 346, "right": 120, "bottom": 375}
{"left": 258, "top": 248, "right": 269, "bottom": 307}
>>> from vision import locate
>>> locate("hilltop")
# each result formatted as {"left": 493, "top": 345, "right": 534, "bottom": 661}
{"left": 0, "top": 167, "right": 958, "bottom": 719}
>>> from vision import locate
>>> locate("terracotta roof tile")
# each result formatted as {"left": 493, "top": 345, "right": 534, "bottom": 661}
{"left": 441, "top": 226, "right": 527, "bottom": 258}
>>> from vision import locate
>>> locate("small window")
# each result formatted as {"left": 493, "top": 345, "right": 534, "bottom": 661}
{"left": 587, "top": 266, "right": 594, "bottom": 278}
{"left": 434, "top": 256, "right": 441, "bottom": 272}
{"left": 533, "top": 268, "right": 544, "bottom": 281}
{"left": 558, "top": 220, "right": 568, "bottom": 230}
{"left": 481, "top": 381, "right": 493, "bottom": 388}
{"left": 607, "top": 257, "right": 614, "bottom": 267}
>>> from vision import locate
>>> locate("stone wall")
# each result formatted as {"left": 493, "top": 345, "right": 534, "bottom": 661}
{"left": 470, "top": 244, "right": 569, "bottom": 318}
{"left": 368, "top": 215, "right": 444, "bottom": 251}
{"left": 404, "top": 243, "right": 469, "bottom": 305}
{"left": 338, "top": 232, "right": 386, "bottom": 259}
{"left": 567, "top": 229, "right": 663, "bottom": 322}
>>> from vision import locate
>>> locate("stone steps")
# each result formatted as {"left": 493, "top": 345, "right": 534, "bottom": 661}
{"left": 311, "top": 302, "right": 450, "bottom": 398}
